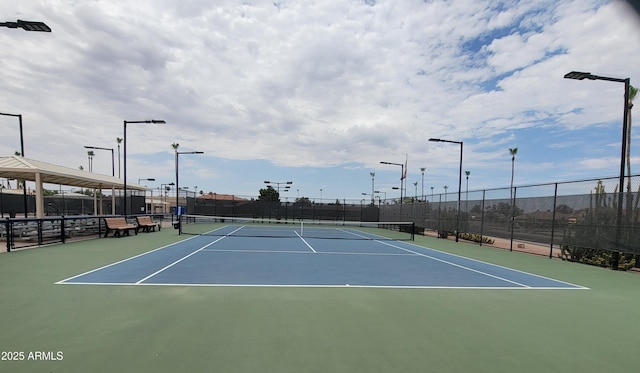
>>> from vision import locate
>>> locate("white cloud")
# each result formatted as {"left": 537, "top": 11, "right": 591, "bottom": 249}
{"left": 0, "top": 0, "right": 638, "bottom": 198}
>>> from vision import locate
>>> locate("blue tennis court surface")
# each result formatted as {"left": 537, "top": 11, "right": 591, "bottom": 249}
{"left": 57, "top": 226, "right": 587, "bottom": 289}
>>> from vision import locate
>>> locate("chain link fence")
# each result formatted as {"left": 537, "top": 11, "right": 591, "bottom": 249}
{"left": 380, "top": 175, "right": 640, "bottom": 269}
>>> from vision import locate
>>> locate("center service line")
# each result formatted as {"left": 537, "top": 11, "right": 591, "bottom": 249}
{"left": 135, "top": 226, "right": 245, "bottom": 284}
{"left": 295, "top": 231, "right": 317, "bottom": 253}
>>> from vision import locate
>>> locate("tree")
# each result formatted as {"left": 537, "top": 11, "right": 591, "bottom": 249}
{"left": 258, "top": 185, "right": 279, "bottom": 202}
{"left": 87, "top": 150, "right": 94, "bottom": 172}
{"left": 116, "top": 137, "right": 123, "bottom": 178}
{"left": 625, "top": 85, "right": 638, "bottom": 214}
{"left": 295, "top": 197, "right": 312, "bottom": 206}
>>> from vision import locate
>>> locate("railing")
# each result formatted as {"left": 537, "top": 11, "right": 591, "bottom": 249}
{"left": 1, "top": 214, "right": 165, "bottom": 252}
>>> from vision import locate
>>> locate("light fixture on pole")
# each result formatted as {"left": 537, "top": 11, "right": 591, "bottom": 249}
{"left": 380, "top": 161, "right": 404, "bottom": 204}
{"left": 123, "top": 119, "right": 165, "bottom": 216}
{"left": 160, "top": 182, "right": 175, "bottom": 214}
{"left": 429, "top": 138, "right": 463, "bottom": 242}
{"left": 84, "top": 146, "right": 115, "bottom": 176}
{"left": 176, "top": 151, "right": 203, "bottom": 232}
{"left": 0, "top": 112, "right": 28, "bottom": 217}
{"left": 264, "top": 181, "right": 293, "bottom": 196}
{"left": 0, "top": 20, "right": 51, "bottom": 32}
{"left": 138, "top": 178, "right": 156, "bottom": 213}
{"left": 564, "top": 71, "right": 631, "bottom": 270}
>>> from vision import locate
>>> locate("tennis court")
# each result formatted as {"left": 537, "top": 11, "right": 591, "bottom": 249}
{"left": 2, "top": 219, "right": 639, "bottom": 373}
{"left": 57, "top": 219, "right": 584, "bottom": 289}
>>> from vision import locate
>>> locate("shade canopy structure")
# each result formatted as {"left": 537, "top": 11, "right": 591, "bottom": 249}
{"left": 0, "top": 156, "right": 149, "bottom": 217}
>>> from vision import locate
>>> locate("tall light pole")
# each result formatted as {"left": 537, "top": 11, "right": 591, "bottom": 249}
{"left": 370, "top": 172, "right": 375, "bottom": 205}
{"left": 138, "top": 178, "right": 156, "bottom": 214}
{"left": 0, "top": 112, "right": 28, "bottom": 217}
{"left": 380, "top": 161, "right": 404, "bottom": 203}
{"left": 84, "top": 146, "right": 115, "bottom": 176}
{"left": 429, "top": 138, "right": 463, "bottom": 242}
{"left": 420, "top": 167, "right": 426, "bottom": 202}
{"left": 0, "top": 20, "right": 50, "bottom": 219}
{"left": 465, "top": 170, "right": 470, "bottom": 213}
{"left": 176, "top": 151, "right": 203, "bottom": 231}
{"left": 264, "top": 181, "right": 293, "bottom": 196}
{"left": 123, "top": 119, "right": 165, "bottom": 215}
{"left": 564, "top": 71, "right": 631, "bottom": 270}
{"left": 160, "top": 182, "right": 175, "bottom": 214}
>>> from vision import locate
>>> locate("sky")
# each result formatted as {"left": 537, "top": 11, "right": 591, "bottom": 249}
{"left": 1, "top": 0, "right": 639, "bottom": 203}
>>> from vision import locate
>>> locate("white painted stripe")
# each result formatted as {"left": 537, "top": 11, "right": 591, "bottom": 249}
{"left": 295, "top": 231, "right": 316, "bottom": 252}
{"left": 56, "top": 281, "right": 588, "bottom": 290}
{"left": 133, "top": 226, "right": 246, "bottom": 284}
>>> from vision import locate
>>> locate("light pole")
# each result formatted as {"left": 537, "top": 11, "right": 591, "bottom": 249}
{"left": 374, "top": 190, "right": 386, "bottom": 203}
{"left": 564, "top": 71, "right": 631, "bottom": 270}
{"left": 420, "top": 167, "right": 426, "bottom": 202}
{"left": 370, "top": 172, "right": 375, "bottom": 205}
{"left": 380, "top": 161, "right": 404, "bottom": 203}
{"left": 84, "top": 146, "right": 115, "bottom": 176}
{"left": 0, "top": 112, "right": 28, "bottom": 217}
{"left": 0, "top": 20, "right": 51, "bottom": 32}
{"left": 176, "top": 151, "right": 203, "bottom": 231}
{"left": 429, "top": 138, "right": 463, "bottom": 242}
{"left": 137, "top": 178, "right": 155, "bottom": 214}
{"left": 123, "top": 119, "right": 165, "bottom": 215}
{"left": 0, "top": 20, "right": 50, "bottom": 219}
{"left": 465, "top": 170, "right": 470, "bottom": 213}
{"left": 160, "top": 182, "right": 175, "bottom": 214}
{"left": 264, "top": 181, "right": 293, "bottom": 196}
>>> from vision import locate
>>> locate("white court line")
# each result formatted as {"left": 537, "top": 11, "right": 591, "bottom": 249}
{"left": 338, "top": 229, "right": 544, "bottom": 289}
{"left": 56, "top": 282, "right": 587, "bottom": 290}
{"left": 377, "top": 239, "right": 588, "bottom": 290}
{"left": 200, "top": 248, "right": 415, "bottom": 256}
{"left": 295, "top": 231, "right": 316, "bottom": 252}
{"left": 134, "top": 226, "right": 246, "bottom": 284}
{"left": 55, "top": 233, "right": 210, "bottom": 284}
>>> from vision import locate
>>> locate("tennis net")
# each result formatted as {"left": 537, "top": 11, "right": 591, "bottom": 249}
{"left": 179, "top": 215, "right": 415, "bottom": 241}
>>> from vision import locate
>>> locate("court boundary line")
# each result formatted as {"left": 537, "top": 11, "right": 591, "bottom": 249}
{"left": 55, "top": 233, "right": 208, "bottom": 284}
{"left": 200, "top": 248, "right": 416, "bottom": 256}
{"left": 336, "top": 230, "right": 588, "bottom": 289}
{"left": 56, "top": 226, "right": 588, "bottom": 290}
{"left": 55, "top": 281, "right": 588, "bottom": 290}
{"left": 397, "top": 239, "right": 589, "bottom": 290}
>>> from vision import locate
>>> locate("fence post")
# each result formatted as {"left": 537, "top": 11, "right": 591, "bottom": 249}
{"left": 479, "top": 190, "right": 486, "bottom": 246}
{"left": 549, "top": 183, "right": 558, "bottom": 259}
{"left": 5, "top": 218, "right": 11, "bottom": 252}
{"left": 61, "top": 216, "right": 66, "bottom": 244}
{"left": 510, "top": 187, "right": 517, "bottom": 252}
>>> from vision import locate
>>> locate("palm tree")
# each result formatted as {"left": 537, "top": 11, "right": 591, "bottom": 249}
{"left": 465, "top": 170, "right": 470, "bottom": 212}
{"left": 509, "top": 147, "right": 518, "bottom": 202}
{"left": 626, "top": 85, "right": 638, "bottom": 194}
{"left": 116, "top": 137, "right": 123, "bottom": 178}
{"left": 624, "top": 85, "right": 637, "bottom": 224}
{"left": 87, "top": 150, "right": 95, "bottom": 172}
